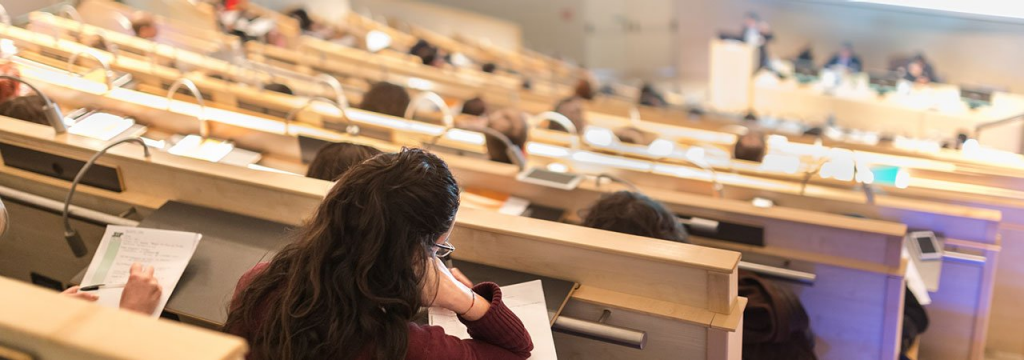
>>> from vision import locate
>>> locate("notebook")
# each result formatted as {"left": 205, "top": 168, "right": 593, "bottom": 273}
{"left": 80, "top": 225, "right": 202, "bottom": 317}
{"left": 429, "top": 280, "right": 558, "bottom": 359}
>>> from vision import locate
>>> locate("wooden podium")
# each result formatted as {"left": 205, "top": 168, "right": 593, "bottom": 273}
{"left": 708, "top": 39, "right": 757, "bottom": 114}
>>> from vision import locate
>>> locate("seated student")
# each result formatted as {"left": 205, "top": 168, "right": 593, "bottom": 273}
{"left": 548, "top": 79, "right": 595, "bottom": 132}
{"left": 61, "top": 262, "right": 163, "bottom": 315}
{"left": 410, "top": 39, "right": 439, "bottom": 66}
{"left": 825, "top": 42, "right": 862, "bottom": 73}
{"left": 483, "top": 109, "right": 528, "bottom": 165}
{"left": 358, "top": 81, "right": 411, "bottom": 118}
{"left": 0, "top": 63, "right": 21, "bottom": 104}
{"left": 549, "top": 96, "right": 586, "bottom": 133}
{"left": 130, "top": 12, "right": 158, "bottom": 41}
{"left": 734, "top": 132, "right": 767, "bottom": 162}
{"left": 902, "top": 54, "right": 937, "bottom": 84}
{"left": 581, "top": 191, "right": 689, "bottom": 243}
{"left": 262, "top": 83, "right": 293, "bottom": 95}
{"left": 305, "top": 142, "right": 383, "bottom": 181}
{"left": 0, "top": 96, "right": 51, "bottom": 126}
{"left": 461, "top": 97, "right": 488, "bottom": 117}
{"left": 638, "top": 83, "right": 666, "bottom": 108}
{"left": 224, "top": 149, "right": 533, "bottom": 360}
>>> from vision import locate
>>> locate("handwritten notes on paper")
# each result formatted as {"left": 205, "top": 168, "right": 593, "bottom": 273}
{"left": 81, "top": 226, "right": 201, "bottom": 317}
{"left": 429, "top": 280, "right": 558, "bottom": 359}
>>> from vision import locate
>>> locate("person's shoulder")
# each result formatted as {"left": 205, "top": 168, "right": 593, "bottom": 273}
{"left": 238, "top": 262, "right": 271, "bottom": 287}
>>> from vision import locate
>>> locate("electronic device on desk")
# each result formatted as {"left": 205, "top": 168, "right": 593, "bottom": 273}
{"left": 869, "top": 73, "right": 899, "bottom": 95}
{"left": 516, "top": 167, "right": 583, "bottom": 191}
{"left": 64, "top": 108, "right": 147, "bottom": 141}
{"left": 960, "top": 86, "right": 994, "bottom": 109}
{"left": 907, "top": 231, "right": 943, "bottom": 261}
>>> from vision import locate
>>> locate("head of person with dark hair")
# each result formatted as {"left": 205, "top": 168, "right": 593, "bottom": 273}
{"left": 263, "top": 83, "right": 293, "bottom": 95}
{"left": 0, "top": 95, "right": 51, "bottom": 126}
{"left": 305, "top": 142, "right": 383, "bottom": 181}
{"left": 287, "top": 8, "right": 314, "bottom": 32}
{"left": 734, "top": 132, "right": 767, "bottom": 162}
{"left": 410, "top": 39, "right": 438, "bottom": 66}
{"left": 550, "top": 96, "right": 586, "bottom": 133}
{"left": 582, "top": 191, "right": 688, "bottom": 243}
{"left": 460, "top": 97, "right": 487, "bottom": 117}
{"left": 639, "top": 83, "right": 666, "bottom": 107}
{"left": 130, "top": 12, "right": 158, "bottom": 40}
{"left": 484, "top": 109, "right": 528, "bottom": 165}
{"left": 481, "top": 63, "right": 497, "bottom": 73}
{"left": 0, "top": 62, "right": 21, "bottom": 104}
{"left": 225, "top": 148, "right": 465, "bottom": 360}
{"left": 574, "top": 79, "right": 594, "bottom": 100}
{"left": 358, "top": 81, "right": 411, "bottom": 118}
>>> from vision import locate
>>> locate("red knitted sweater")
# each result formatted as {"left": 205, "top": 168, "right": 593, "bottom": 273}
{"left": 226, "top": 263, "right": 534, "bottom": 360}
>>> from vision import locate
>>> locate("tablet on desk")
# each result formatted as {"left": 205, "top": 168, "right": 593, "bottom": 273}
{"left": 516, "top": 168, "right": 583, "bottom": 190}
{"left": 908, "top": 231, "right": 943, "bottom": 261}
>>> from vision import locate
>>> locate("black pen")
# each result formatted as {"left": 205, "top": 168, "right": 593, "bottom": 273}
{"left": 79, "top": 283, "right": 127, "bottom": 292}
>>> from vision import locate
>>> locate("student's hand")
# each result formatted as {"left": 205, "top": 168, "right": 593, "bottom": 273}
{"left": 119, "top": 263, "right": 162, "bottom": 315}
{"left": 421, "top": 257, "right": 474, "bottom": 314}
{"left": 61, "top": 286, "right": 99, "bottom": 302}
{"left": 450, "top": 268, "right": 473, "bottom": 288}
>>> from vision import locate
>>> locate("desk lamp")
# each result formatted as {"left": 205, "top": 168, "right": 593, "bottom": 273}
{"left": 67, "top": 48, "right": 114, "bottom": 92}
{"left": 405, "top": 91, "right": 454, "bottom": 128}
{"left": 286, "top": 97, "right": 359, "bottom": 137}
{"left": 0, "top": 75, "right": 67, "bottom": 133}
{"left": 165, "top": 78, "right": 208, "bottom": 138}
{"left": 315, "top": 73, "right": 349, "bottom": 109}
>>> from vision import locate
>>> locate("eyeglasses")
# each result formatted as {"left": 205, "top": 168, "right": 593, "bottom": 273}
{"left": 432, "top": 239, "right": 455, "bottom": 258}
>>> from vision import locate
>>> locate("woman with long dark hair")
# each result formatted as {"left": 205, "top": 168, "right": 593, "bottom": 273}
{"left": 224, "top": 148, "right": 533, "bottom": 359}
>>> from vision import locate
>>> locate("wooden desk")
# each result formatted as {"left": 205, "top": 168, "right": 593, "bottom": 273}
{"left": 0, "top": 277, "right": 247, "bottom": 360}
{"left": 0, "top": 118, "right": 743, "bottom": 360}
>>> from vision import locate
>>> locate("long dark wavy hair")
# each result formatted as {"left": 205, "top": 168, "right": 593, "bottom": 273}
{"left": 223, "top": 148, "right": 461, "bottom": 360}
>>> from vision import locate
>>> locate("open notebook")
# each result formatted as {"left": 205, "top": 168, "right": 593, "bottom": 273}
{"left": 429, "top": 280, "right": 558, "bottom": 359}
{"left": 80, "top": 225, "right": 202, "bottom": 317}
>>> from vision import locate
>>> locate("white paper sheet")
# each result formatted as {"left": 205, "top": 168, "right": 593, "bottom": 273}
{"left": 80, "top": 225, "right": 201, "bottom": 317}
{"left": 429, "top": 280, "right": 558, "bottom": 359}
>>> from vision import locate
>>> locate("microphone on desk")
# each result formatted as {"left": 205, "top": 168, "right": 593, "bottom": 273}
{"left": 63, "top": 137, "right": 151, "bottom": 257}
{"left": 474, "top": 126, "right": 526, "bottom": 172}
{"left": 0, "top": 75, "right": 68, "bottom": 133}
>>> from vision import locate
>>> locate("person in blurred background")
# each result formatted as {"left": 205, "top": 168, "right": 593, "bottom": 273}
{"left": 410, "top": 39, "right": 438, "bottom": 66}
{"left": 825, "top": 42, "right": 863, "bottom": 73}
{"left": 742, "top": 12, "right": 774, "bottom": 69}
{"left": 358, "top": 81, "right": 411, "bottom": 118}
{"left": 0, "top": 96, "right": 50, "bottom": 126}
{"left": 0, "top": 63, "right": 21, "bottom": 104}
{"left": 460, "top": 97, "right": 488, "bottom": 117}
{"left": 482, "top": 109, "right": 528, "bottom": 165}
{"left": 902, "top": 54, "right": 937, "bottom": 84}
{"left": 306, "top": 142, "right": 383, "bottom": 181}
{"left": 734, "top": 132, "right": 767, "bottom": 163}
{"left": 639, "top": 83, "right": 666, "bottom": 107}
{"left": 581, "top": 191, "right": 689, "bottom": 244}
{"left": 130, "top": 12, "right": 158, "bottom": 41}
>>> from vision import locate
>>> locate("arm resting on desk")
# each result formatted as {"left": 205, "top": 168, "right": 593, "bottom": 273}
{"left": 410, "top": 282, "right": 534, "bottom": 359}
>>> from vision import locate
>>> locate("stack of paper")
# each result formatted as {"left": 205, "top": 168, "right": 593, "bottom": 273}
{"left": 80, "top": 225, "right": 202, "bottom": 317}
{"left": 429, "top": 280, "right": 558, "bottom": 359}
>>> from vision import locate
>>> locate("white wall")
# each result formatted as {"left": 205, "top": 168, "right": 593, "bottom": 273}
{"left": 5, "top": 0, "right": 66, "bottom": 22}
{"left": 349, "top": 0, "right": 521, "bottom": 51}
{"left": 412, "top": 0, "right": 588, "bottom": 65}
